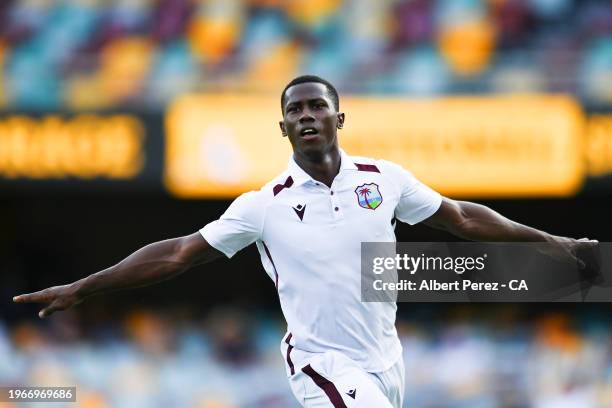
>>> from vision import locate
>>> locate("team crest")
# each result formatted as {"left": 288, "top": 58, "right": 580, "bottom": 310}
{"left": 355, "top": 183, "right": 382, "bottom": 210}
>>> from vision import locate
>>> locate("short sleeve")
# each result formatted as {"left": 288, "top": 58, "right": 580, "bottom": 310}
{"left": 380, "top": 160, "right": 442, "bottom": 225}
{"left": 199, "top": 191, "right": 265, "bottom": 258}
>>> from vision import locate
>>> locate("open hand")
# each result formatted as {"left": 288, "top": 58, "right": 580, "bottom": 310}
{"left": 13, "top": 285, "right": 83, "bottom": 318}
{"left": 542, "top": 237, "right": 599, "bottom": 269}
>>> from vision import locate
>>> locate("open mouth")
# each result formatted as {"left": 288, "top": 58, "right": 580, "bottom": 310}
{"left": 300, "top": 127, "right": 318, "bottom": 137}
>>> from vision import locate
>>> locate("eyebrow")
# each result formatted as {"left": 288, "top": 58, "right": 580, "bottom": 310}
{"left": 286, "top": 98, "right": 328, "bottom": 108}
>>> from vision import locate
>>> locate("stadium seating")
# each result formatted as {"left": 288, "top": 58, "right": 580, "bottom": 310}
{"left": 0, "top": 0, "right": 611, "bottom": 109}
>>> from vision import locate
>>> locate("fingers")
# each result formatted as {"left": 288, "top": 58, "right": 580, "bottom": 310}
{"left": 13, "top": 291, "right": 47, "bottom": 303}
{"left": 39, "top": 303, "right": 61, "bottom": 319}
{"left": 13, "top": 286, "right": 78, "bottom": 319}
{"left": 12, "top": 289, "right": 56, "bottom": 318}
{"left": 13, "top": 287, "right": 59, "bottom": 304}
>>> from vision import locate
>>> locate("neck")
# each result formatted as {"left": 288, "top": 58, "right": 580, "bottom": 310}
{"left": 293, "top": 147, "right": 341, "bottom": 187}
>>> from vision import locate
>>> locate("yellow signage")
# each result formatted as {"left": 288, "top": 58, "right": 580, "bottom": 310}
{"left": 165, "top": 95, "right": 585, "bottom": 198}
{"left": 0, "top": 114, "right": 144, "bottom": 179}
{"left": 586, "top": 115, "right": 612, "bottom": 177}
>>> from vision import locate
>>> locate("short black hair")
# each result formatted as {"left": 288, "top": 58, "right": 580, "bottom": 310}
{"left": 281, "top": 75, "right": 339, "bottom": 112}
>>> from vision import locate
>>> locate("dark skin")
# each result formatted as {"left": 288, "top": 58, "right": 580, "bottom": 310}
{"left": 13, "top": 81, "right": 597, "bottom": 318}
{"left": 279, "top": 82, "right": 345, "bottom": 187}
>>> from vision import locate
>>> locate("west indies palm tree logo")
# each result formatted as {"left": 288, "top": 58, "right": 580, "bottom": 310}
{"left": 355, "top": 183, "right": 383, "bottom": 210}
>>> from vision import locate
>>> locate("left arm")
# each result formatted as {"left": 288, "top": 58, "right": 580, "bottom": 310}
{"left": 379, "top": 159, "right": 597, "bottom": 263}
{"left": 423, "top": 198, "right": 552, "bottom": 242}
{"left": 423, "top": 197, "right": 597, "bottom": 265}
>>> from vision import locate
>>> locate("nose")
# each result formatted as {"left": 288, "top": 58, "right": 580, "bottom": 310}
{"left": 299, "top": 108, "right": 315, "bottom": 123}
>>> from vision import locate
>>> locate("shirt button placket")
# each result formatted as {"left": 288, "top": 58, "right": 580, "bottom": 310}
{"left": 330, "top": 187, "right": 341, "bottom": 219}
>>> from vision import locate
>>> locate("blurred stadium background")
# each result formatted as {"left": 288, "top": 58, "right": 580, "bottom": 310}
{"left": 1, "top": 0, "right": 612, "bottom": 407}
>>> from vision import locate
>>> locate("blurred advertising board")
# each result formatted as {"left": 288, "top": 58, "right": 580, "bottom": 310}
{"left": 0, "top": 112, "right": 163, "bottom": 192}
{"left": 586, "top": 114, "right": 612, "bottom": 177}
{"left": 2, "top": 99, "right": 611, "bottom": 198}
{"left": 165, "top": 94, "right": 586, "bottom": 198}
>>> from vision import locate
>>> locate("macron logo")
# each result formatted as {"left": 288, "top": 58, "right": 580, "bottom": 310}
{"left": 346, "top": 389, "right": 356, "bottom": 399}
{"left": 292, "top": 204, "right": 306, "bottom": 221}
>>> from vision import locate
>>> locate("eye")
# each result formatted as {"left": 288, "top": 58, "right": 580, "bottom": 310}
{"left": 287, "top": 106, "right": 299, "bottom": 113}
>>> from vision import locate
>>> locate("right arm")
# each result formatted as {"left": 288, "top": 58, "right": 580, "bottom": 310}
{"left": 13, "top": 232, "right": 223, "bottom": 318}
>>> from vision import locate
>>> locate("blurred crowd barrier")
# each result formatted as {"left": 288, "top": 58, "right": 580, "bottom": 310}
{"left": 0, "top": 0, "right": 612, "bottom": 110}
{"left": 0, "top": 307, "right": 610, "bottom": 408}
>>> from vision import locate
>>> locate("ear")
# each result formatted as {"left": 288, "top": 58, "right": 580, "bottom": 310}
{"left": 337, "top": 112, "right": 345, "bottom": 129}
{"left": 279, "top": 121, "right": 288, "bottom": 137}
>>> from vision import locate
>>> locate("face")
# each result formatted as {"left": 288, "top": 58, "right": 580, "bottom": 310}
{"left": 279, "top": 82, "right": 345, "bottom": 157}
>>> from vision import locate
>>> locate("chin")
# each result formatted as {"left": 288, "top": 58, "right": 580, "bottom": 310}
{"left": 298, "top": 140, "right": 326, "bottom": 153}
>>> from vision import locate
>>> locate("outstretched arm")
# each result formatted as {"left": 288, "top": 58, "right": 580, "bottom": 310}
{"left": 423, "top": 198, "right": 554, "bottom": 242}
{"left": 13, "top": 232, "right": 223, "bottom": 318}
{"left": 423, "top": 198, "right": 597, "bottom": 263}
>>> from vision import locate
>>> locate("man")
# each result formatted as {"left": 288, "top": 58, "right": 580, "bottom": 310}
{"left": 14, "top": 75, "right": 595, "bottom": 407}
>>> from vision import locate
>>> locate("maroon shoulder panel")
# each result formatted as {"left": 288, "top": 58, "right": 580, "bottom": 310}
{"left": 273, "top": 176, "right": 294, "bottom": 196}
{"left": 354, "top": 163, "right": 380, "bottom": 173}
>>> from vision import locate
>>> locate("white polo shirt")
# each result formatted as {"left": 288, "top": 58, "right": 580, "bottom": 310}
{"left": 200, "top": 149, "right": 441, "bottom": 373}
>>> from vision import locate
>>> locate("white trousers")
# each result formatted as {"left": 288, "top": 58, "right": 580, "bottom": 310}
{"left": 287, "top": 350, "right": 405, "bottom": 408}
